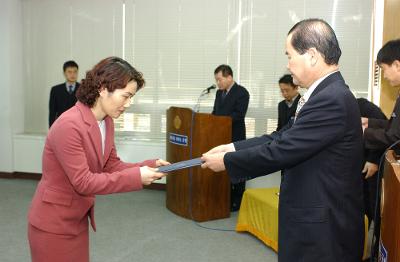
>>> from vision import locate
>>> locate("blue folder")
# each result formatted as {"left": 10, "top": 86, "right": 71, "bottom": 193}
{"left": 157, "top": 157, "right": 203, "bottom": 173}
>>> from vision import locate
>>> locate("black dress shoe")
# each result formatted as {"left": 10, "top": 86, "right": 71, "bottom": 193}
{"left": 230, "top": 203, "right": 240, "bottom": 212}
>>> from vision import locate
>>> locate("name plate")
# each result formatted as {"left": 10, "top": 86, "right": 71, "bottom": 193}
{"left": 169, "top": 133, "right": 188, "bottom": 146}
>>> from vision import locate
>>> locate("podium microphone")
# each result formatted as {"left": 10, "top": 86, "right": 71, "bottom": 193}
{"left": 193, "top": 84, "right": 216, "bottom": 112}
{"left": 206, "top": 84, "right": 216, "bottom": 93}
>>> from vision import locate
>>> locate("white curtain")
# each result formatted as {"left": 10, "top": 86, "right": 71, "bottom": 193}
{"left": 23, "top": 0, "right": 372, "bottom": 140}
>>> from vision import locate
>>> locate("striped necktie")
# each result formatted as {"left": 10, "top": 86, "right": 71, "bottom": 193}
{"left": 68, "top": 85, "right": 74, "bottom": 94}
{"left": 294, "top": 96, "right": 305, "bottom": 122}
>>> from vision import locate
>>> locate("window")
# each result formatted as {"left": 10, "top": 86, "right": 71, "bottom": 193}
{"left": 23, "top": 0, "right": 372, "bottom": 140}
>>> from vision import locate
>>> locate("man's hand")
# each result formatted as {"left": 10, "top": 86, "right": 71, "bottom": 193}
{"left": 362, "top": 161, "right": 378, "bottom": 179}
{"left": 201, "top": 152, "right": 227, "bottom": 172}
{"left": 204, "top": 143, "right": 235, "bottom": 155}
{"left": 361, "top": 117, "right": 368, "bottom": 133}
{"left": 140, "top": 166, "right": 166, "bottom": 185}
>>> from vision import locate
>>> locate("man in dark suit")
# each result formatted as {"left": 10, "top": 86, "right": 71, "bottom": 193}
{"left": 362, "top": 39, "right": 400, "bottom": 150}
{"left": 277, "top": 74, "right": 300, "bottom": 131}
{"left": 49, "top": 60, "right": 80, "bottom": 127}
{"left": 361, "top": 39, "right": 400, "bottom": 260}
{"left": 212, "top": 64, "right": 250, "bottom": 212}
{"left": 202, "top": 19, "right": 364, "bottom": 262}
{"left": 357, "top": 98, "right": 386, "bottom": 227}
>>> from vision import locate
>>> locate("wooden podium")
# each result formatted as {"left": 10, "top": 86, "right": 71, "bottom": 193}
{"left": 380, "top": 150, "right": 400, "bottom": 261}
{"left": 165, "top": 107, "right": 232, "bottom": 222}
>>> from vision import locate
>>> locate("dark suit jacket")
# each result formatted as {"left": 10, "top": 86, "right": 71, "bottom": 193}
{"left": 364, "top": 95, "right": 400, "bottom": 150}
{"left": 277, "top": 95, "right": 301, "bottom": 131}
{"left": 49, "top": 82, "right": 80, "bottom": 127}
{"left": 212, "top": 82, "right": 249, "bottom": 142}
{"left": 224, "top": 72, "right": 364, "bottom": 262}
{"left": 357, "top": 98, "right": 387, "bottom": 164}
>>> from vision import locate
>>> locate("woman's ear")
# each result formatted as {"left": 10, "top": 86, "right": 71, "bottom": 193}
{"left": 98, "top": 86, "right": 107, "bottom": 97}
{"left": 393, "top": 60, "right": 400, "bottom": 72}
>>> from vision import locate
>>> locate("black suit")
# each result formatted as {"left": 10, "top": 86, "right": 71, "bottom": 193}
{"left": 212, "top": 82, "right": 249, "bottom": 141}
{"left": 224, "top": 72, "right": 364, "bottom": 261}
{"left": 277, "top": 95, "right": 301, "bottom": 131}
{"left": 49, "top": 83, "right": 79, "bottom": 127}
{"left": 357, "top": 98, "right": 387, "bottom": 224}
{"left": 361, "top": 97, "right": 398, "bottom": 259}
{"left": 212, "top": 82, "right": 249, "bottom": 211}
{"left": 364, "top": 95, "right": 400, "bottom": 150}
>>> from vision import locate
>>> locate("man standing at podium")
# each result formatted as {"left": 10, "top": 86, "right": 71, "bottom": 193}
{"left": 202, "top": 19, "right": 364, "bottom": 261}
{"left": 212, "top": 64, "right": 250, "bottom": 212}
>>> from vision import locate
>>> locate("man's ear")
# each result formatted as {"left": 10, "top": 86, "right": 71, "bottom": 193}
{"left": 307, "top": 48, "right": 318, "bottom": 66}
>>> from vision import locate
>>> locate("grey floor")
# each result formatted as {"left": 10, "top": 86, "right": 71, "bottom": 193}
{"left": 0, "top": 179, "right": 277, "bottom": 262}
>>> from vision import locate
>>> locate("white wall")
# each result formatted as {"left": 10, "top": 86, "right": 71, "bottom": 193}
{"left": 3, "top": 0, "right": 371, "bottom": 190}
{"left": 12, "top": 134, "right": 167, "bottom": 183}
{"left": 0, "top": 0, "right": 24, "bottom": 172}
{"left": 12, "top": 134, "right": 281, "bottom": 187}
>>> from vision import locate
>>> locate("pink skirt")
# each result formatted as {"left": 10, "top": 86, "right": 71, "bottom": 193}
{"left": 28, "top": 223, "right": 89, "bottom": 262}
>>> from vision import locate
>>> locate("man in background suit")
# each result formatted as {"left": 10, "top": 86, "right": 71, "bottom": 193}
{"left": 212, "top": 64, "right": 250, "bottom": 212}
{"left": 361, "top": 39, "right": 400, "bottom": 260}
{"left": 357, "top": 98, "right": 386, "bottom": 227}
{"left": 362, "top": 39, "right": 400, "bottom": 150}
{"left": 49, "top": 60, "right": 80, "bottom": 127}
{"left": 277, "top": 74, "right": 300, "bottom": 131}
{"left": 357, "top": 98, "right": 387, "bottom": 262}
{"left": 202, "top": 19, "right": 364, "bottom": 261}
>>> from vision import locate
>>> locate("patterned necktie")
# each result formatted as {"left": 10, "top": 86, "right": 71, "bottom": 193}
{"left": 222, "top": 90, "right": 227, "bottom": 100}
{"left": 294, "top": 96, "right": 305, "bottom": 121}
{"left": 68, "top": 85, "right": 73, "bottom": 94}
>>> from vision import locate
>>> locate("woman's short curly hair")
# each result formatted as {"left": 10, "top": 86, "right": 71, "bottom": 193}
{"left": 76, "top": 57, "right": 145, "bottom": 107}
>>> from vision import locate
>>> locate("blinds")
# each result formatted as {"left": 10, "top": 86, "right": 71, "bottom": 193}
{"left": 23, "top": 0, "right": 372, "bottom": 141}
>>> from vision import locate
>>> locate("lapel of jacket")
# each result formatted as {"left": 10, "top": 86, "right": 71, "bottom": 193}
{"left": 76, "top": 102, "right": 104, "bottom": 168}
{"left": 293, "top": 94, "right": 301, "bottom": 105}
{"left": 221, "top": 82, "right": 237, "bottom": 104}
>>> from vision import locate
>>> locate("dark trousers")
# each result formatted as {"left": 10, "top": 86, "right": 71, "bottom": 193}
{"left": 230, "top": 181, "right": 245, "bottom": 211}
{"left": 363, "top": 171, "right": 381, "bottom": 260}
{"left": 363, "top": 173, "right": 378, "bottom": 225}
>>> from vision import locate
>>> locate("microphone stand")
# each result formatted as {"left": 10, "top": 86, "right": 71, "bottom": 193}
{"left": 193, "top": 89, "right": 211, "bottom": 112}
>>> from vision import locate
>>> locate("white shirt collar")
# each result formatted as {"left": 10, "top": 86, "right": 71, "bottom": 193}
{"left": 225, "top": 82, "right": 235, "bottom": 94}
{"left": 302, "top": 71, "right": 338, "bottom": 103}
{"left": 285, "top": 94, "right": 299, "bottom": 107}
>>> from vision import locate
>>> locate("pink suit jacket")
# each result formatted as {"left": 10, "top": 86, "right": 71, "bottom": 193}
{"left": 28, "top": 102, "right": 156, "bottom": 236}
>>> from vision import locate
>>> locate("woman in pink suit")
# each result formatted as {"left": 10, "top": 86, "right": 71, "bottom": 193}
{"left": 27, "top": 57, "right": 168, "bottom": 262}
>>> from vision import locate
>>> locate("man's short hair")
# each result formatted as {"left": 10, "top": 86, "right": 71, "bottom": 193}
{"left": 288, "top": 18, "right": 341, "bottom": 65}
{"left": 377, "top": 39, "right": 400, "bottom": 66}
{"left": 279, "top": 74, "right": 297, "bottom": 87}
{"left": 63, "top": 60, "right": 79, "bottom": 72}
{"left": 214, "top": 64, "right": 233, "bottom": 77}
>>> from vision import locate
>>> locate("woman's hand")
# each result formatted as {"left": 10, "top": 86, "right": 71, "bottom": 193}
{"left": 140, "top": 166, "right": 166, "bottom": 185}
{"left": 156, "top": 159, "right": 170, "bottom": 167}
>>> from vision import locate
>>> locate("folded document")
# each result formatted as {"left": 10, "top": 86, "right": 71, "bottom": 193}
{"left": 157, "top": 157, "right": 203, "bottom": 173}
